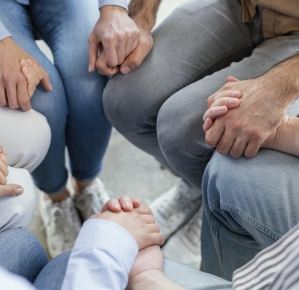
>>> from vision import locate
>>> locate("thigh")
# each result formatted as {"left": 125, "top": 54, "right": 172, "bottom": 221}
{"left": 201, "top": 150, "right": 299, "bottom": 278}
{"left": 164, "top": 259, "right": 233, "bottom": 290}
{"left": 156, "top": 32, "right": 299, "bottom": 190}
{"left": 0, "top": 229, "right": 48, "bottom": 283}
{"left": 103, "top": 0, "right": 253, "bottom": 128}
{"left": 34, "top": 251, "right": 71, "bottom": 290}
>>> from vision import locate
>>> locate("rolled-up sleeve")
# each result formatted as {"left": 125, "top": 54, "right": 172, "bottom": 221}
{"left": 0, "top": 22, "right": 11, "bottom": 41}
{"left": 98, "top": 0, "right": 128, "bottom": 12}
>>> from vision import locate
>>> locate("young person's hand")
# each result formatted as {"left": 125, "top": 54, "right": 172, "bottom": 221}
{"left": 101, "top": 196, "right": 142, "bottom": 212}
{"left": 0, "top": 38, "right": 51, "bottom": 111}
{"left": 20, "top": 59, "right": 50, "bottom": 98}
{"left": 0, "top": 145, "right": 24, "bottom": 197}
{"left": 90, "top": 207, "right": 164, "bottom": 250}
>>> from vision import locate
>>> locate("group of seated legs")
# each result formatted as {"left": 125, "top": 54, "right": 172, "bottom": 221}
{"left": 1, "top": 0, "right": 299, "bottom": 289}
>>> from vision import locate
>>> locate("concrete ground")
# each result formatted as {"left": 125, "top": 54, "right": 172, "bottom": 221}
{"left": 28, "top": 0, "right": 189, "bottom": 254}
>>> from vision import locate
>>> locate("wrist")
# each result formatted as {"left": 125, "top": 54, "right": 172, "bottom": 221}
{"left": 100, "top": 5, "right": 128, "bottom": 15}
{"left": 128, "top": 269, "right": 164, "bottom": 290}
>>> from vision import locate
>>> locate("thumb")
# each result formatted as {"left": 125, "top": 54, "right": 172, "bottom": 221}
{"left": 40, "top": 68, "right": 52, "bottom": 92}
{"left": 226, "top": 76, "right": 240, "bottom": 83}
{"left": 0, "top": 184, "right": 23, "bottom": 197}
{"left": 120, "top": 45, "right": 147, "bottom": 74}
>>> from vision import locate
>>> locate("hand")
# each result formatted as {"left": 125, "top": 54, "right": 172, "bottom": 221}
{"left": 20, "top": 59, "right": 47, "bottom": 98}
{"left": 88, "top": 6, "right": 140, "bottom": 75}
{"left": 203, "top": 88, "right": 241, "bottom": 132}
{"left": 0, "top": 145, "right": 23, "bottom": 197}
{"left": 205, "top": 76, "right": 287, "bottom": 158}
{"left": 90, "top": 208, "right": 164, "bottom": 250}
{"left": 101, "top": 195, "right": 142, "bottom": 212}
{"left": 0, "top": 38, "right": 52, "bottom": 111}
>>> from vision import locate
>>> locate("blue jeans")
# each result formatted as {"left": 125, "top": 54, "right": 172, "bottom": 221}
{"left": 102, "top": 0, "right": 299, "bottom": 280}
{"left": 0, "top": 0, "right": 111, "bottom": 194}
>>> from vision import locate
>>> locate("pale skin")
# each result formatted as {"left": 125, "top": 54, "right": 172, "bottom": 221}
{"left": 20, "top": 59, "right": 94, "bottom": 202}
{"left": 204, "top": 77, "right": 299, "bottom": 157}
{"left": 205, "top": 54, "right": 299, "bottom": 158}
{"left": 89, "top": 1, "right": 161, "bottom": 76}
{"left": 101, "top": 196, "right": 185, "bottom": 290}
{"left": 0, "top": 145, "right": 24, "bottom": 197}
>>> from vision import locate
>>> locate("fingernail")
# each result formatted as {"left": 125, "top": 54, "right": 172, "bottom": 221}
{"left": 0, "top": 145, "right": 2, "bottom": 153}
{"left": 229, "top": 98, "right": 238, "bottom": 105}
{"left": 122, "top": 66, "right": 131, "bottom": 74}
{"left": 124, "top": 201, "right": 130, "bottom": 207}
{"left": 89, "top": 64, "right": 92, "bottom": 72}
{"left": 16, "top": 187, "right": 23, "bottom": 196}
{"left": 216, "top": 106, "right": 225, "bottom": 112}
{"left": 49, "top": 83, "right": 52, "bottom": 91}
{"left": 231, "top": 91, "right": 240, "bottom": 97}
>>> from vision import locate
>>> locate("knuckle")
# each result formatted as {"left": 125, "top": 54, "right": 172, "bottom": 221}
{"left": 205, "top": 133, "right": 216, "bottom": 146}
{"left": 103, "top": 33, "right": 114, "bottom": 45}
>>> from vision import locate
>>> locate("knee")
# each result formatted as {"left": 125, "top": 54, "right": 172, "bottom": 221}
{"left": 103, "top": 73, "right": 160, "bottom": 135}
{"left": 0, "top": 107, "right": 51, "bottom": 173}
{"left": 0, "top": 168, "right": 36, "bottom": 231}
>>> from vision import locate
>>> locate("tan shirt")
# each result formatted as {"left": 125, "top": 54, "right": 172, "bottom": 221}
{"left": 240, "top": 0, "right": 299, "bottom": 39}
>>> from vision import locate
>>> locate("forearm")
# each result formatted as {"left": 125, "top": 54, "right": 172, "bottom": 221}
{"left": 262, "top": 53, "right": 299, "bottom": 107}
{"left": 128, "top": 0, "right": 162, "bottom": 31}
{"left": 128, "top": 270, "right": 186, "bottom": 290}
{"left": 263, "top": 116, "right": 299, "bottom": 156}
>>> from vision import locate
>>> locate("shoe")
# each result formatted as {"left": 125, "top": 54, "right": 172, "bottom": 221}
{"left": 73, "top": 178, "right": 110, "bottom": 221}
{"left": 37, "top": 190, "right": 81, "bottom": 258}
{"left": 162, "top": 207, "right": 203, "bottom": 269}
{"left": 149, "top": 178, "right": 202, "bottom": 240}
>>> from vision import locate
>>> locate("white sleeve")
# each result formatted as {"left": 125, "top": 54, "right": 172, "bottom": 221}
{"left": 98, "top": 0, "right": 128, "bottom": 12}
{"left": 62, "top": 219, "right": 138, "bottom": 290}
{"left": 0, "top": 267, "right": 36, "bottom": 290}
{"left": 0, "top": 21, "right": 11, "bottom": 41}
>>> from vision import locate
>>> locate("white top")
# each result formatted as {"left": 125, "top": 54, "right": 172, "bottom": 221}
{"left": 1, "top": 219, "right": 138, "bottom": 290}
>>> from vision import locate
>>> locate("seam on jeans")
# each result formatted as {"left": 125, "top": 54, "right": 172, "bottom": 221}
{"left": 221, "top": 203, "right": 281, "bottom": 241}
{"left": 209, "top": 197, "right": 221, "bottom": 212}
{"left": 179, "top": 41, "right": 254, "bottom": 90}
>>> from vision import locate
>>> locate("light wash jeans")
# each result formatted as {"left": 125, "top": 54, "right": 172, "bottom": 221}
{"left": 102, "top": 0, "right": 299, "bottom": 280}
{"left": 0, "top": 0, "right": 111, "bottom": 194}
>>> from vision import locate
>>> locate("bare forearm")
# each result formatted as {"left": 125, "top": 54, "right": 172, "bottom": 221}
{"left": 262, "top": 53, "right": 299, "bottom": 107}
{"left": 128, "top": 270, "right": 186, "bottom": 290}
{"left": 129, "top": 0, "right": 162, "bottom": 31}
{"left": 263, "top": 116, "right": 299, "bottom": 156}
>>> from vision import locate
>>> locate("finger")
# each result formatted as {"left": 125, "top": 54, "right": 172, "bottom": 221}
{"left": 124, "top": 38, "right": 134, "bottom": 61}
{"left": 103, "top": 42, "right": 119, "bottom": 68}
{"left": 216, "top": 130, "right": 236, "bottom": 155}
{"left": 132, "top": 198, "right": 141, "bottom": 208}
{"left": 17, "top": 80, "right": 31, "bottom": 111}
{"left": 40, "top": 68, "right": 52, "bottom": 92}
{"left": 118, "top": 195, "right": 133, "bottom": 211}
{"left": 134, "top": 204, "right": 153, "bottom": 215}
{"left": 213, "top": 90, "right": 242, "bottom": 102}
{"left": 141, "top": 214, "right": 155, "bottom": 224}
{"left": 88, "top": 35, "right": 100, "bottom": 72}
{"left": 0, "top": 153, "right": 7, "bottom": 167}
{"left": 244, "top": 140, "right": 263, "bottom": 158}
{"left": 229, "top": 138, "right": 249, "bottom": 158}
{"left": 205, "top": 120, "right": 225, "bottom": 147}
{"left": 0, "top": 184, "right": 24, "bottom": 197}
{"left": 211, "top": 97, "right": 241, "bottom": 109}
{"left": 6, "top": 84, "right": 19, "bottom": 109}
{"left": 147, "top": 233, "right": 165, "bottom": 247}
{"left": 226, "top": 76, "right": 240, "bottom": 83}
{"left": 0, "top": 84, "right": 7, "bottom": 106}
{"left": 203, "top": 117, "right": 214, "bottom": 132}
{"left": 20, "top": 59, "right": 29, "bottom": 67}
{"left": 101, "top": 198, "right": 121, "bottom": 213}
{"left": 0, "top": 145, "right": 3, "bottom": 153}
{"left": 203, "top": 106, "right": 228, "bottom": 122}
{"left": 120, "top": 43, "right": 149, "bottom": 74}
{"left": 96, "top": 50, "right": 119, "bottom": 76}
{"left": 0, "top": 172, "right": 7, "bottom": 185}
{"left": 146, "top": 223, "right": 160, "bottom": 234}
{"left": 116, "top": 41, "right": 126, "bottom": 65}
{"left": 0, "top": 160, "right": 8, "bottom": 177}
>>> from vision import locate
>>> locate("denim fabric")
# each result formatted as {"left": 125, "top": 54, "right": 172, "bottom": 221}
{"left": 0, "top": 229, "right": 48, "bottom": 283}
{"left": 0, "top": 0, "right": 111, "bottom": 194}
{"left": 201, "top": 151, "right": 299, "bottom": 280}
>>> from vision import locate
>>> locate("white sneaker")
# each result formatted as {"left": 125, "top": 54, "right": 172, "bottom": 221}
{"left": 149, "top": 179, "right": 202, "bottom": 240}
{"left": 162, "top": 207, "right": 203, "bottom": 269}
{"left": 37, "top": 191, "right": 81, "bottom": 258}
{"left": 73, "top": 178, "right": 110, "bottom": 221}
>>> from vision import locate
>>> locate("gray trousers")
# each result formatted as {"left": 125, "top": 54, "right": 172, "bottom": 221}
{"left": 103, "top": 0, "right": 299, "bottom": 280}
